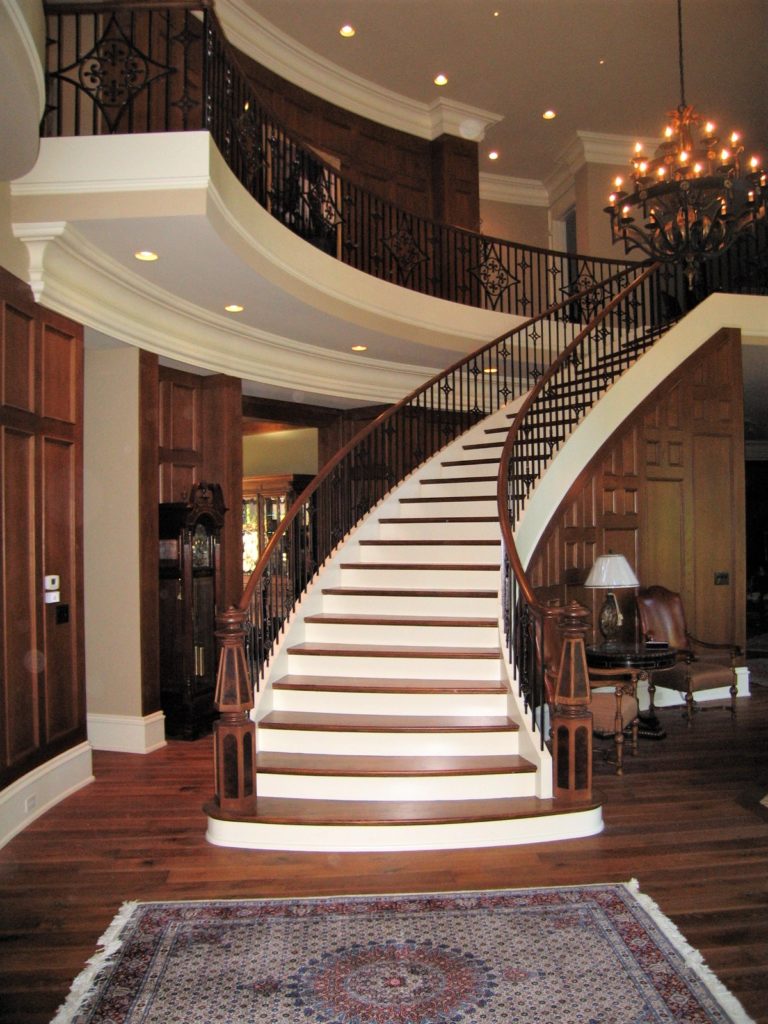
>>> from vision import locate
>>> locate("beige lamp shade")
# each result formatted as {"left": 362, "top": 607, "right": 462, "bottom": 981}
{"left": 584, "top": 554, "right": 639, "bottom": 589}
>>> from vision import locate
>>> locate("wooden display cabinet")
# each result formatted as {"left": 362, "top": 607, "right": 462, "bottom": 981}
{"left": 158, "top": 482, "right": 226, "bottom": 739}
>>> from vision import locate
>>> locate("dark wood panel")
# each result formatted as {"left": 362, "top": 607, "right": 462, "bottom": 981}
{"left": 0, "top": 685, "right": 766, "bottom": 1024}
{"left": 1, "top": 428, "right": 39, "bottom": 771}
{"left": 41, "top": 437, "right": 82, "bottom": 743}
{"left": 0, "top": 268, "right": 84, "bottom": 789}
{"left": 41, "top": 324, "right": 77, "bottom": 424}
{"left": 1, "top": 304, "right": 34, "bottom": 413}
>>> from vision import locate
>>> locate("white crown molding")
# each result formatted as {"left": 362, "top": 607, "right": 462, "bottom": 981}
{"left": 215, "top": 0, "right": 502, "bottom": 142}
{"left": 479, "top": 173, "right": 548, "bottom": 208}
{"left": 12, "top": 221, "right": 433, "bottom": 405}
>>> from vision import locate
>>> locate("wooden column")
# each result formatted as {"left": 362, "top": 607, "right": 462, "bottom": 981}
{"left": 551, "top": 602, "right": 593, "bottom": 800}
{"left": 210, "top": 606, "right": 256, "bottom": 815}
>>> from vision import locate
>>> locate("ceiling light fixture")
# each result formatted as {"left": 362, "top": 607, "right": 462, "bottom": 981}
{"left": 605, "top": 0, "right": 765, "bottom": 286}
{"left": 434, "top": 74, "right": 448, "bottom": 87}
{"left": 134, "top": 250, "right": 158, "bottom": 261}
{"left": 339, "top": 24, "right": 355, "bottom": 37}
{"left": 225, "top": 304, "right": 244, "bottom": 313}
{"left": 351, "top": 344, "right": 368, "bottom": 352}
{"left": 542, "top": 110, "right": 556, "bottom": 121}
{"left": 488, "top": 150, "right": 499, "bottom": 161}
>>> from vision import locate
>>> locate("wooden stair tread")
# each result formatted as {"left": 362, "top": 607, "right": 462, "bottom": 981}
{"left": 419, "top": 475, "right": 497, "bottom": 484}
{"left": 255, "top": 752, "right": 534, "bottom": 777}
{"left": 360, "top": 539, "right": 498, "bottom": 546}
{"left": 462, "top": 442, "right": 504, "bottom": 450}
{"left": 208, "top": 795, "right": 599, "bottom": 827}
{"left": 304, "top": 613, "right": 496, "bottom": 627}
{"left": 377, "top": 516, "right": 497, "bottom": 524}
{"left": 441, "top": 458, "right": 499, "bottom": 467}
{"left": 259, "top": 711, "right": 518, "bottom": 732}
{"left": 272, "top": 674, "right": 506, "bottom": 694}
{"left": 400, "top": 494, "right": 494, "bottom": 503}
{"left": 287, "top": 642, "right": 501, "bottom": 658}
{"left": 322, "top": 587, "right": 497, "bottom": 598}
{"left": 340, "top": 562, "right": 499, "bottom": 571}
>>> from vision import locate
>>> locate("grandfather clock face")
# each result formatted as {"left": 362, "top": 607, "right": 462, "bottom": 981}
{"left": 191, "top": 522, "right": 212, "bottom": 569}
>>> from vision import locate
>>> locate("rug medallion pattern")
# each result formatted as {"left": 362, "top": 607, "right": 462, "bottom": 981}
{"left": 54, "top": 884, "right": 752, "bottom": 1024}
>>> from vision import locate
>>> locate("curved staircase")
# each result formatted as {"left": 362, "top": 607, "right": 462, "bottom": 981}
{"left": 207, "top": 405, "right": 603, "bottom": 851}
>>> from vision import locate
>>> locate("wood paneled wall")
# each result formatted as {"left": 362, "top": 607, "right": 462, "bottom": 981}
{"left": 528, "top": 328, "right": 746, "bottom": 648}
{"left": 0, "top": 268, "right": 85, "bottom": 789}
{"left": 237, "top": 54, "right": 480, "bottom": 230}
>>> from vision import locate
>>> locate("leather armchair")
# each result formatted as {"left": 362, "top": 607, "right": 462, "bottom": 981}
{"left": 635, "top": 585, "right": 741, "bottom": 724}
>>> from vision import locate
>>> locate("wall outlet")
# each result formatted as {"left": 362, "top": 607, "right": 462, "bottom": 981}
{"left": 714, "top": 572, "right": 730, "bottom": 586}
{"left": 24, "top": 794, "right": 37, "bottom": 814}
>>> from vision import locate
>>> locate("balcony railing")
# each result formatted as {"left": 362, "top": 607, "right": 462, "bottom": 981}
{"left": 42, "top": 1, "right": 640, "bottom": 318}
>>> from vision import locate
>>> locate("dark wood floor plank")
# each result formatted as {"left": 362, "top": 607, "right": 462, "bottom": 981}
{"left": 0, "top": 686, "right": 766, "bottom": 1024}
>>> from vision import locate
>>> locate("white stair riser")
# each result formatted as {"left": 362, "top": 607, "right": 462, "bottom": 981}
{"left": 338, "top": 567, "right": 500, "bottom": 589}
{"left": 438, "top": 461, "right": 500, "bottom": 479}
{"left": 399, "top": 499, "right": 497, "bottom": 517}
{"left": 321, "top": 593, "right": 499, "bottom": 616}
{"left": 257, "top": 728, "right": 518, "bottom": 756}
{"left": 302, "top": 621, "right": 499, "bottom": 647}
{"left": 271, "top": 689, "right": 509, "bottom": 716}
{"left": 256, "top": 772, "right": 536, "bottom": 801}
{"left": 357, "top": 543, "right": 500, "bottom": 564}
{"left": 377, "top": 520, "right": 500, "bottom": 541}
{"left": 417, "top": 480, "right": 497, "bottom": 498}
{"left": 285, "top": 652, "right": 504, "bottom": 680}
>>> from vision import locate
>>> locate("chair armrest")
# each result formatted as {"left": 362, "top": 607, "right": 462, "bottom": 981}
{"left": 685, "top": 632, "right": 742, "bottom": 658}
{"left": 588, "top": 667, "right": 639, "bottom": 694}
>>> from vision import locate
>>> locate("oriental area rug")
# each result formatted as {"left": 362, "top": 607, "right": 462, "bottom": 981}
{"left": 52, "top": 881, "right": 753, "bottom": 1024}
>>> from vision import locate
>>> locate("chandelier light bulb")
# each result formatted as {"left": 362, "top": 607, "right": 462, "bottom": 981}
{"left": 720, "top": 148, "right": 730, "bottom": 163}
{"left": 614, "top": 176, "right": 623, "bottom": 188}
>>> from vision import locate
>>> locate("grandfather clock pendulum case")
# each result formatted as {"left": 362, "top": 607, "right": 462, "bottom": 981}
{"left": 158, "top": 482, "right": 227, "bottom": 738}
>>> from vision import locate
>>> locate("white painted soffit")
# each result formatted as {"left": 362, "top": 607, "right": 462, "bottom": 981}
{"left": 0, "top": 0, "right": 45, "bottom": 180}
{"left": 11, "top": 133, "right": 521, "bottom": 405}
{"left": 215, "top": 0, "right": 503, "bottom": 143}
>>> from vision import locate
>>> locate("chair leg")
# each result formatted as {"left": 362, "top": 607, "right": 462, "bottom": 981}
{"left": 648, "top": 679, "right": 656, "bottom": 716}
{"left": 684, "top": 688, "right": 695, "bottom": 725}
{"left": 613, "top": 728, "right": 625, "bottom": 775}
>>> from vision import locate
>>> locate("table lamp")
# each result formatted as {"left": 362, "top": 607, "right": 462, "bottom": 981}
{"left": 584, "top": 554, "right": 639, "bottom": 647}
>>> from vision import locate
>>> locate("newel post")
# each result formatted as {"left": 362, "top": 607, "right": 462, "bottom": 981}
{"left": 211, "top": 606, "right": 256, "bottom": 815}
{"left": 551, "top": 601, "right": 593, "bottom": 801}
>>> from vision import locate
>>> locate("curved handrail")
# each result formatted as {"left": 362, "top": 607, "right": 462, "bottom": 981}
{"left": 241, "top": 264, "right": 646, "bottom": 682}
{"left": 496, "top": 262, "right": 673, "bottom": 735}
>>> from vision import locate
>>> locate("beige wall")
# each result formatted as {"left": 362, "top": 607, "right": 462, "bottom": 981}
{"left": 479, "top": 199, "right": 549, "bottom": 250}
{"left": 243, "top": 427, "right": 318, "bottom": 477}
{"left": 84, "top": 346, "right": 143, "bottom": 718}
{"left": 0, "top": 184, "right": 29, "bottom": 280}
{"left": 575, "top": 161, "right": 630, "bottom": 261}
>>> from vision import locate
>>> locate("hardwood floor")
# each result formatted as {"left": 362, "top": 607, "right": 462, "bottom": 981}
{"left": 1, "top": 686, "right": 767, "bottom": 1024}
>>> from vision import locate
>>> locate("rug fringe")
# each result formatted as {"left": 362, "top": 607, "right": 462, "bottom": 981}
{"left": 624, "top": 880, "right": 755, "bottom": 1024}
{"left": 49, "top": 900, "right": 139, "bottom": 1024}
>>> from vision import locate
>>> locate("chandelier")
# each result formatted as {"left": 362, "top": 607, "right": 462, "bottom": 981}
{"left": 605, "top": 0, "right": 766, "bottom": 286}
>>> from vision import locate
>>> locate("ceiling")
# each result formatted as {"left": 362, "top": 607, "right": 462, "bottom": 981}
{"left": 247, "top": 0, "right": 768, "bottom": 184}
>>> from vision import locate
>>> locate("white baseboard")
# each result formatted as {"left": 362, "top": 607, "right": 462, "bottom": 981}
{"left": 87, "top": 711, "right": 167, "bottom": 753}
{"left": 0, "top": 742, "right": 93, "bottom": 849}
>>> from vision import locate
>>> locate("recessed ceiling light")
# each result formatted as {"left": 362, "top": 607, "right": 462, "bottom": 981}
{"left": 339, "top": 24, "right": 355, "bottom": 37}
{"left": 225, "top": 304, "right": 244, "bottom": 313}
{"left": 134, "top": 250, "right": 158, "bottom": 261}
{"left": 483, "top": 366, "right": 498, "bottom": 374}
{"left": 542, "top": 109, "right": 557, "bottom": 120}
{"left": 434, "top": 73, "right": 448, "bottom": 87}
{"left": 488, "top": 150, "right": 499, "bottom": 161}
{"left": 351, "top": 344, "right": 368, "bottom": 352}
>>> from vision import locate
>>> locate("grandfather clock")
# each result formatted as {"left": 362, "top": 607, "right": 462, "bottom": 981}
{"left": 158, "top": 482, "right": 227, "bottom": 738}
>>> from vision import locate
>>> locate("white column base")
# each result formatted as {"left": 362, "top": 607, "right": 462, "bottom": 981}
{"left": 87, "top": 710, "right": 166, "bottom": 753}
